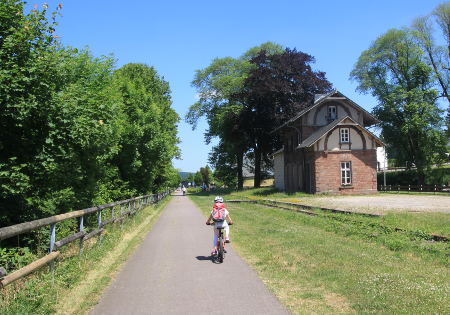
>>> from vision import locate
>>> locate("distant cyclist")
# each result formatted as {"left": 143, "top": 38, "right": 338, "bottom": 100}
{"left": 205, "top": 196, "right": 233, "bottom": 256}
{"left": 182, "top": 186, "right": 186, "bottom": 196}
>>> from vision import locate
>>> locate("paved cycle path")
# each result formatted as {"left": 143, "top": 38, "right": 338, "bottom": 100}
{"left": 91, "top": 192, "right": 289, "bottom": 315}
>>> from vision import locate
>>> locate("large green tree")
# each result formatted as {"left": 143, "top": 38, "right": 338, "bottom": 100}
{"left": 194, "top": 171, "right": 203, "bottom": 186}
{"left": 236, "top": 48, "right": 333, "bottom": 187}
{"left": 204, "top": 165, "right": 215, "bottom": 186}
{"left": 186, "top": 42, "right": 284, "bottom": 189}
{"left": 351, "top": 28, "right": 447, "bottom": 184}
{"left": 111, "top": 63, "right": 180, "bottom": 194}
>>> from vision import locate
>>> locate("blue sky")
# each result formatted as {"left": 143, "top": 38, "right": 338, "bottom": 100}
{"left": 35, "top": 0, "right": 446, "bottom": 172}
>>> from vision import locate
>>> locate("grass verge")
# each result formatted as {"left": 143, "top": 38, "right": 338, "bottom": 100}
{"left": 190, "top": 192, "right": 450, "bottom": 314}
{"left": 0, "top": 196, "right": 170, "bottom": 315}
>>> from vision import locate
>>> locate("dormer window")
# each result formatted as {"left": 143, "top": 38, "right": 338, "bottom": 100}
{"left": 328, "top": 106, "right": 337, "bottom": 121}
{"left": 340, "top": 128, "right": 350, "bottom": 143}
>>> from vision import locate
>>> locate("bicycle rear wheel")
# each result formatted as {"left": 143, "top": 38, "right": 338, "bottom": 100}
{"left": 218, "top": 238, "right": 224, "bottom": 263}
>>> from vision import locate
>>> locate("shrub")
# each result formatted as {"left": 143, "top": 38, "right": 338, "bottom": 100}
{"left": 0, "top": 247, "right": 37, "bottom": 272}
{"left": 377, "top": 167, "right": 450, "bottom": 185}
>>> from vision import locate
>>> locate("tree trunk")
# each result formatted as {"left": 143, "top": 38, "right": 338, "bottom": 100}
{"left": 417, "top": 169, "right": 425, "bottom": 185}
{"left": 426, "top": 48, "right": 450, "bottom": 103}
{"left": 237, "top": 150, "right": 244, "bottom": 190}
{"left": 254, "top": 146, "right": 261, "bottom": 188}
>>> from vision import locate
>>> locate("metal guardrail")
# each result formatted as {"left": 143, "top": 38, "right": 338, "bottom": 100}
{"left": 378, "top": 185, "right": 450, "bottom": 193}
{"left": 0, "top": 191, "right": 171, "bottom": 288}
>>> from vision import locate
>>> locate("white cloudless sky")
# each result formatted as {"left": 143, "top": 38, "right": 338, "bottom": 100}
{"left": 35, "top": 0, "right": 447, "bottom": 172}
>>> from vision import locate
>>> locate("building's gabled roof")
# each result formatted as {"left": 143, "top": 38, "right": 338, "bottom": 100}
{"left": 297, "top": 116, "right": 385, "bottom": 149}
{"left": 297, "top": 116, "right": 344, "bottom": 148}
{"left": 273, "top": 89, "right": 379, "bottom": 133}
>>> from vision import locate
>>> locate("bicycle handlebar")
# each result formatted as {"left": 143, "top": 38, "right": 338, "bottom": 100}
{"left": 206, "top": 222, "right": 233, "bottom": 225}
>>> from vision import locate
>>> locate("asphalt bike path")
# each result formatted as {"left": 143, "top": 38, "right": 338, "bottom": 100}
{"left": 90, "top": 192, "right": 289, "bottom": 315}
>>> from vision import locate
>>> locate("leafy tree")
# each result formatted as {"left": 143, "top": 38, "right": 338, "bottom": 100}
{"left": 186, "top": 42, "right": 284, "bottom": 189}
{"left": 111, "top": 63, "right": 180, "bottom": 194}
{"left": 236, "top": 48, "right": 332, "bottom": 187}
{"left": 209, "top": 140, "right": 238, "bottom": 188}
{"left": 187, "top": 173, "right": 195, "bottom": 185}
{"left": 200, "top": 165, "right": 213, "bottom": 186}
{"left": 43, "top": 49, "right": 124, "bottom": 208}
{"left": 351, "top": 28, "right": 447, "bottom": 184}
{"left": 160, "top": 166, "right": 182, "bottom": 192}
{"left": 194, "top": 171, "right": 203, "bottom": 186}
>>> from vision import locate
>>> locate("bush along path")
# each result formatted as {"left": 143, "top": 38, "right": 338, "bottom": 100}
{"left": 190, "top": 194, "right": 450, "bottom": 314}
{"left": 90, "top": 191, "right": 288, "bottom": 315}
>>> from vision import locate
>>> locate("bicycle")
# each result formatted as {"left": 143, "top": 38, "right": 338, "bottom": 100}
{"left": 207, "top": 222, "right": 232, "bottom": 263}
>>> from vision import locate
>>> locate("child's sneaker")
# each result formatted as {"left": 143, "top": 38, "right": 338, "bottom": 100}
{"left": 211, "top": 249, "right": 217, "bottom": 256}
{"left": 225, "top": 238, "right": 231, "bottom": 243}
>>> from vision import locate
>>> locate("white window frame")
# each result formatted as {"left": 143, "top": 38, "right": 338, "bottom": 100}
{"left": 340, "top": 128, "right": 350, "bottom": 143}
{"left": 328, "top": 106, "right": 337, "bottom": 121}
{"left": 341, "top": 161, "right": 352, "bottom": 185}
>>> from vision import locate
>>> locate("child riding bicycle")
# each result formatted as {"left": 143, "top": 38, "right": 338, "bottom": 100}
{"left": 205, "top": 196, "right": 233, "bottom": 256}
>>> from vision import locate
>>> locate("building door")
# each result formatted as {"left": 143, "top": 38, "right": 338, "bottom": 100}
{"left": 292, "top": 164, "right": 297, "bottom": 192}
{"left": 298, "top": 163, "right": 303, "bottom": 191}
{"left": 305, "top": 163, "right": 312, "bottom": 193}
{"left": 285, "top": 164, "right": 292, "bottom": 192}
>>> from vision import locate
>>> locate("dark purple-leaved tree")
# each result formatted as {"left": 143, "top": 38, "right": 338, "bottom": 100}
{"left": 235, "top": 49, "right": 333, "bottom": 187}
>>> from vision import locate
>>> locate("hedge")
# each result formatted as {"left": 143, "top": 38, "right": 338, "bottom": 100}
{"left": 377, "top": 167, "right": 450, "bottom": 186}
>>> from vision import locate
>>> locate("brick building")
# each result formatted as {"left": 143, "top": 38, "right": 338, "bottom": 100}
{"left": 273, "top": 90, "right": 384, "bottom": 194}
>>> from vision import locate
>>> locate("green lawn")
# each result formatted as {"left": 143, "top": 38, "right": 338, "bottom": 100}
{"left": 190, "top": 192, "right": 450, "bottom": 314}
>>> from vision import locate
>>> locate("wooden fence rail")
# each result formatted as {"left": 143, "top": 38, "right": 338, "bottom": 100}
{"left": 0, "top": 191, "right": 171, "bottom": 288}
{"left": 378, "top": 184, "right": 450, "bottom": 193}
